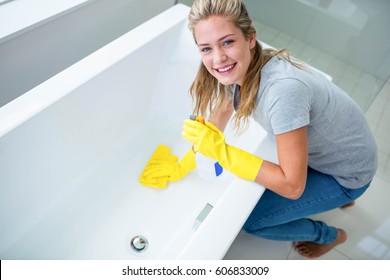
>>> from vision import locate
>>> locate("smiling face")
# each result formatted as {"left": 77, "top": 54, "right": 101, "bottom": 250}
{"left": 194, "top": 15, "right": 256, "bottom": 86}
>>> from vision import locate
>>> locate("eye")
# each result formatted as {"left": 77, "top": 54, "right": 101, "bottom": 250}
{"left": 223, "top": 40, "right": 234, "bottom": 46}
{"left": 200, "top": 47, "right": 211, "bottom": 53}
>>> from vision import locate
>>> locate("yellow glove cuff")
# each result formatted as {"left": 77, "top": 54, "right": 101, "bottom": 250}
{"left": 223, "top": 145, "right": 263, "bottom": 181}
{"left": 179, "top": 148, "right": 197, "bottom": 175}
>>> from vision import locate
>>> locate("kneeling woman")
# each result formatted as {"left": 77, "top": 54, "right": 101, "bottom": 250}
{"left": 144, "top": 0, "right": 377, "bottom": 258}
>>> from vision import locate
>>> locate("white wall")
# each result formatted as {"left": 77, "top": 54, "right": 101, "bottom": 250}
{"left": 0, "top": 0, "right": 174, "bottom": 107}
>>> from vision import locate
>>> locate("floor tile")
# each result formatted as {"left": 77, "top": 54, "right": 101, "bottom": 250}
{"left": 258, "top": 26, "right": 279, "bottom": 43}
{"left": 223, "top": 231, "right": 292, "bottom": 260}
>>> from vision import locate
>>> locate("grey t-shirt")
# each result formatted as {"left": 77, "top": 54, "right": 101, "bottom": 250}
{"left": 250, "top": 56, "right": 377, "bottom": 189}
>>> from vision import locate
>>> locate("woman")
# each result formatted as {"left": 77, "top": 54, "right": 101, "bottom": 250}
{"left": 142, "top": 0, "right": 377, "bottom": 258}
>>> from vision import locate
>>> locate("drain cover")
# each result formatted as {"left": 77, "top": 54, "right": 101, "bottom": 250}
{"left": 130, "top": 235, "right": 148, "bottom": 253}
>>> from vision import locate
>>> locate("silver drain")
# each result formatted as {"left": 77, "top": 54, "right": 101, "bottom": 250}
{"left": 130, "top": 235, "right": 148, "bottom": 253}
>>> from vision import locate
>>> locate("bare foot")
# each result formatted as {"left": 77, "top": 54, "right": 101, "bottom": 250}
{"left": 340, "top": 201, "right": 355, "bottom": 209}
{"left": 293, "top": 228, "right": 347, "bottom": 258}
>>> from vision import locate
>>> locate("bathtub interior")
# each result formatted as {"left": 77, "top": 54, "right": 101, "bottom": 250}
{"left": 0, "top": 5, "right": 268, "bottom": 259}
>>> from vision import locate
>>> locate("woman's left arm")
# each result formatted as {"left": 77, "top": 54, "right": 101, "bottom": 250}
{"left": 254, "top": 126, "right": 308, "bottom": 199}
{"left": 182, "top": 115, "right": 308, "bottom": 200}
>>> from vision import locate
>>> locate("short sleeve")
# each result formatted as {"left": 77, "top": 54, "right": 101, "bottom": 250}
{"left": 265, "top": 78, "right": 312, "bottom": 135}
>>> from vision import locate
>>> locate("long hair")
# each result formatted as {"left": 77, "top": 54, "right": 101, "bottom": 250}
{"left": 188, "top": 0, "right": 301, "bottom": 131}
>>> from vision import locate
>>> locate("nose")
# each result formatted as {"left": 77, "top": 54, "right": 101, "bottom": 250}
{"left": 213, "top": 47, "right": 227, "bottom": 64}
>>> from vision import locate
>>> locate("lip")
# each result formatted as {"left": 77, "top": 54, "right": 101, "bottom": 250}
{"left": 213, "top": 63, "right": 236, "bottom": 75}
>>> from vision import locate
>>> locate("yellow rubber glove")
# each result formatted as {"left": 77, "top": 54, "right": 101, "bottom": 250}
{"left": 182, "top": 119, "right": 263, "bottom": 181}
{"left": 139, "top": 145, "right": 196, "bottom": 188}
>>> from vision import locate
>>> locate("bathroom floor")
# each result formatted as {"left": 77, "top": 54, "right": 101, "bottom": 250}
{"left": 224, "top": 81, "right": 390, "bottom": 260}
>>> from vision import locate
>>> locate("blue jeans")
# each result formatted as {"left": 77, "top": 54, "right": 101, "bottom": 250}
{"left": 243, "top": 167, "right": 370, "bottom": 244}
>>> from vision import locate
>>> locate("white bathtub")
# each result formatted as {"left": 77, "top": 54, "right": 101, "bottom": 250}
{"left": 0, "top": 4, "right": 278, "bottom": 259}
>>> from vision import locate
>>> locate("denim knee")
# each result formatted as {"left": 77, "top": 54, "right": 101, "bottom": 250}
{"left": 242, "top": 218, "right": 265, "bottom": 235}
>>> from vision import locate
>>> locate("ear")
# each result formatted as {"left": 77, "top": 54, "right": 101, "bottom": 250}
{"left": 249, "top": 34, "right": 256, "bottom": 49}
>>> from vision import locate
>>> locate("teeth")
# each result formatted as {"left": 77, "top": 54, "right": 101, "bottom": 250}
{"left": 218, "top": 64, "right": 234, "bottom": 72}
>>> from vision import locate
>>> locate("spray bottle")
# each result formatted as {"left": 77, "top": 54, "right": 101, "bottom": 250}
{"left": 190, "top": 115, "right": 223, "bottom": 181}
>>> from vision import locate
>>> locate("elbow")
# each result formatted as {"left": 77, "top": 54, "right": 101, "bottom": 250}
{"left": 285, "top": 181, "right": 305, "bottom": 200}
{"left": 288, "top": 189, "right": 304, "bottom": 200}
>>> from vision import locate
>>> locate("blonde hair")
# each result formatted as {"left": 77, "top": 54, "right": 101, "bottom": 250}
{"left": 188, "top": 0, "right": 302, "bottom": 131}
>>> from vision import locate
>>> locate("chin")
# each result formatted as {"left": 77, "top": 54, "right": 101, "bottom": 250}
{"left": 214, "top": 77, "right": 236, "bottom": 86}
